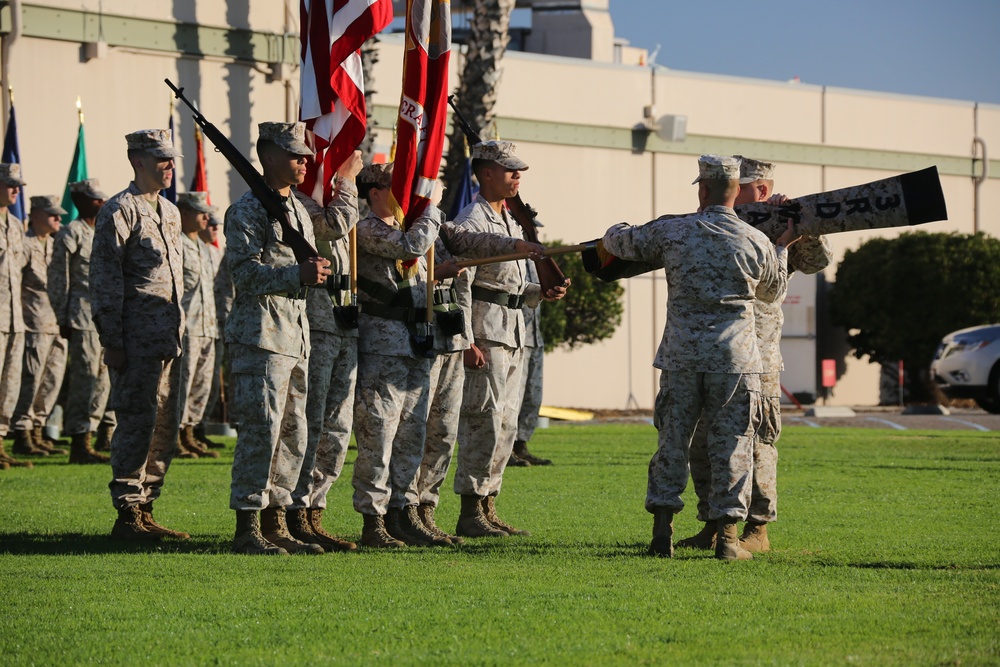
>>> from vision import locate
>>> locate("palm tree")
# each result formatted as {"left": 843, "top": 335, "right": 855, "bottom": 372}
{"left": 441, "top": 0, "right": 516, "bottom": 213}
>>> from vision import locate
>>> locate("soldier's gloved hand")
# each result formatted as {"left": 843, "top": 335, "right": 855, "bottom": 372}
{"left": 300, "top": 256, "right": 332, "bottom": 286}
{"left": 59, "top": 325, "right": 72, "bottom": 340}
{"left": 464, "top": 344, "right": 486, "bottom": 370}
{"left": 336, "top": 150, "right": 364, "bottom": 181}
{"left": 104, "top": 347, "right": 127, "bottom": 373}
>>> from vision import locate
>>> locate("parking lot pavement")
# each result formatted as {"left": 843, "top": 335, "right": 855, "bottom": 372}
{"left": 784, "top": 407, "right": 1000, "bottom": 431}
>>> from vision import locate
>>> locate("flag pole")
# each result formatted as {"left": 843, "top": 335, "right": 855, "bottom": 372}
{"left": 454, "top": 243, "right": 594, "bottom": 269}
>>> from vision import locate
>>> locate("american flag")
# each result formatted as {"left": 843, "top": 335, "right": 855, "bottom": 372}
{"left": 299, "top": 0, "right": 393, "bottom": 205}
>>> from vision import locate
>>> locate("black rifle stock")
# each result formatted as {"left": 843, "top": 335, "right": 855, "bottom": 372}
{"left": 447, "top": 95, "right": 568, "bottom": 292}
{"left": 165, "top": 78, "right": 319, "bottom": 263}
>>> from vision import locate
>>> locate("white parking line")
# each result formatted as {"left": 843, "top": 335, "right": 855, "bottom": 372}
{"left": 865, "top": 417, "right": 907, "bottom": 430}
{"left": 938, "top": 417, "right": 990, "bottom": 432}
{"left": 787, "top": 417, "right": 822, "bottom": 428}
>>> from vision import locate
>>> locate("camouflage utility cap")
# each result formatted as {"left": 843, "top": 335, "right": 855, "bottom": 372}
{"left": 734, "top": 155, "right": 776, "bottom": 184}
{"left": 208, "top": 210, "right": 222, "bottom": 226}
{"left": 357, "top": 162, "right": 393, "bottom": 190}
{"left": 126, "top": 129, "right": 181, "bottom": 159}
{"left": 692, "top": 154, "right": 740, "bottom": 184}
{"left": 0, "top": 163, "right": 26, "bottom": 186}
{"left": 69, "top": 178, "right": 108, "bottom": 199}
{"left": 30, "top": 194, "right": 68, "bottom": 215}
{"left": 178, "top": 191, "right": 212, "bottom": 214}
{"left": 472, "top": 140, "right": 529, "bottom": 171}
{"left": 259, "top": 122, "right": 314, "bottom": 157}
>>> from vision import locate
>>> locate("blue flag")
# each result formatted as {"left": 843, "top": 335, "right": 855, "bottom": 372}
{"left": 447, "top": 157, "right": 477, "bottom": 221}
{"left": 164, "top": 112, "right": 177, "bottom": 204}
{"left": 2, "top": 103, "right": 26, "bottom": 221}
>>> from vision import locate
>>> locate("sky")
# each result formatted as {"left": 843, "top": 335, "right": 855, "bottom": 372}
{"left": 604, "top": 0, "right": 1000, "bottom": 106}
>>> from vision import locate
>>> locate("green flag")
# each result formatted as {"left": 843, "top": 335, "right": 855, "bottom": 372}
{"left": 60, "top": 120, "right": 87, "bottom": 225}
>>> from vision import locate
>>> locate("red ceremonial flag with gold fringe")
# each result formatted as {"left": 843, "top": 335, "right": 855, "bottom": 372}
{"left": 190, "top": 125, "right": 210, "bottom": 202}
{"left": 299, "top": 0, "right": 393, "bottom": 205}
{"left": 390, "top": 0, "right": 452, "bottom": 264}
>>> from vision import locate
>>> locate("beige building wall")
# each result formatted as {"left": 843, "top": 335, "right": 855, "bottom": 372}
{"left": 1, "top": 4, "right": 997, "bottom": 409}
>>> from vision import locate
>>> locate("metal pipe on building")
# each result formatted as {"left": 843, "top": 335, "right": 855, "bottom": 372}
{"left": 973, "top": 104, "right": 988, "bottom": 234}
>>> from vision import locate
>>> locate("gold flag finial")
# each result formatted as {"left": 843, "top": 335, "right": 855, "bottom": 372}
{"left": 76, "top": 96, "right": 83, "bottom": 124}
{"left": 8, "top": 86, "right": 13, "bottom": 104}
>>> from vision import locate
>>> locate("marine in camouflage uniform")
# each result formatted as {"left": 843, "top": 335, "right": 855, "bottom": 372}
{"left": 175, "top": 192, "right": 220, "bottom": 460}
{"left": 510, "top": 258, "right": 551, "bottom": 466}
{"left": 0, "top": 164, "right": 33, "bottom": 470}
{"left": 601, "top": 155, "right": 791, "bottom": 561}
{"left": 197, "top": 214, "right": 232, "bottom": 443}
{"left": 90, "top": 130, "right": 188, "bottom": 541}
{"left": 681, "top": 157, "right": 834, "bottom": 554}
{"left": 286, "top": 155, "right": 361, "bottom": 553}
{"left": 451, "top": 141, "right": 568, "bottom": 538}
{"left": 226, "top": 121, "right": 353, "bottom": 556}
{"left": 352, "top": 162, "right": 532, "bottom": 548}
{"left": 12, "top": 196, "right": 69, "bottom": 458}
{"left": 48, "top": 179, "right": 115, "bottom": 464}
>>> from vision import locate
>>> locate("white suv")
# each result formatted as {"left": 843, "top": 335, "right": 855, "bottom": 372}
{"left": 931, "top": 324, "right": 1000, "bottom": 413}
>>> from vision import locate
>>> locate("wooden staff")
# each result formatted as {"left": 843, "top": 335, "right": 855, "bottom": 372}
{"left": 455, "top": 243, "right": 593, "bottom": 269}
{"left": 349, "top": 226, "right": 358, "bottom": 306}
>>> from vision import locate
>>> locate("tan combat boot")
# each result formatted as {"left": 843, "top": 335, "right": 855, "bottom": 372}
{"left": 94, "top": 422, "right": 114, "bottom": 452}
{"left": 111, "top": 505, "right": 161, "bottom": 541}
{"left": 139, "top": 503, "right": 190, "bottom": 539}
{"left": 181, "top": 425, "right": 219, "bottom": 459}
{"left": 418, "top": 503, "right": 464, "bottom": 545}
{"left": 675, "top": 521, "right": 717, "bottom": 550}
{"left": 403, "top": 505, "right": 452, "bottom": 546}
{"left": 740, "top": 522, "right": 770, "bottom": 553}
{"left": 455, "top": 494, "right": 506, "bottom": 538}
{"left": 12, "top": 429, "right": 47, "bottom": 456}
{"left": 514, "top": 439, "right": 552, "bottom": 466}
{"left": 360, "top": 513, "right": 406, "bottom": 549}
{"left": 194, "top": 423, "right": 224, "bottom": 450}
{"left": 648, "top": 508, "right": 674, "bottom": 557}
{"left": 483, "top": 496, "right": 531, "bottom": 536}
{"left": 33, "top": 426, "right": 68, "bottom": 455}
{"left": 0, "top": 460, "right": 9, "bottom": 470}
{"left": 69, "top": 432, "right": 109, "bottom": 464}
{"left": 0, "top": 442, "right": 33, "bottom": 468}
{"left": 233, "top": 510, "right": 287, "bottom": 555}
{"left": 506, "top": 450, "right": 531, "bottom": 467}
{"left": 285, "top": 507, "right": 327, "bottom": 548}
{"left": 260, "top": 508, "right": 323, "bottom": 554}
{"left": 307, "top": 508, "right": 357, "bottom": 552}
{"left": 715, "top": 519, "right": 752, "bottom": 561}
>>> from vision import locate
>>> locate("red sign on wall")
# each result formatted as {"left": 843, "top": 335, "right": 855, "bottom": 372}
{"left": 822, "top": 359, "right": 837, "bottom": 388}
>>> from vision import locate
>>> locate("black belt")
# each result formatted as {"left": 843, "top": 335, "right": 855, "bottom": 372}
{"left": 472, "top": 286, "right": 524, "bottom": 309}
{"left": 276, "top": 288, "right": 308, "bottom": 300}
{"left": 361, "top": 302, "right": 428, "bottom": 323}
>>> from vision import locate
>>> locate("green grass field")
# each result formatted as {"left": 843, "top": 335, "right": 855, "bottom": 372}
{"left": 1, "top": 424, "right": 998, "bottom": 665}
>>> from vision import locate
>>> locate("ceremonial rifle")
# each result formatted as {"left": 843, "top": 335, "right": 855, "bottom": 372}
{"left": 447, "top": 96, "right": 569, "bottom": 292}
{"left": 165, "top": 79, "right": 319, "bottom": 264}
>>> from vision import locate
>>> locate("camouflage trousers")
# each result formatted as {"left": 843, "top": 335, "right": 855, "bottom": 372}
{"left": 0, "top": 331, "right": 24, "bottom": 438}
{"left": 454, "top": 343, "right": 524, "bottom": 497}
{"left": 291, "top": 330, "right": 357, "bottom": 510}
{"left": 13, "top": 332, "right": 67, "bottom": 431}
{"left": 416, "top": 350, "right": 465, "bottom": 507}
{"left": 229, "top": 344, "right": 309, "bottom": 511}
{"left": 203, "top": 336, "right": 226, "bottom": 424}
{"left": 178, "top": 335, "right": 216, "bottom": 427}
{"left": 107, "top": 355, "right": 182, "bottom": 509}
{"left": 647, "top": 370, "right": 760, "bottom": 520}
{"left": 689, "top": 372, "right": 781, "bottom": 523}
{"left": 351, "top": 352, "right": 431, "bottom": 516}
{"left": 62, "top": 329, "right": 115, "bottom": 435}
{"left": 515, "top": 343, "right": 544, "bottom": 442}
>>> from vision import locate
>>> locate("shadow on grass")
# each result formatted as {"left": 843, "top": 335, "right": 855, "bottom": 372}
{"left": 0, "top": 532, "right": 231, "bottom": 555}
